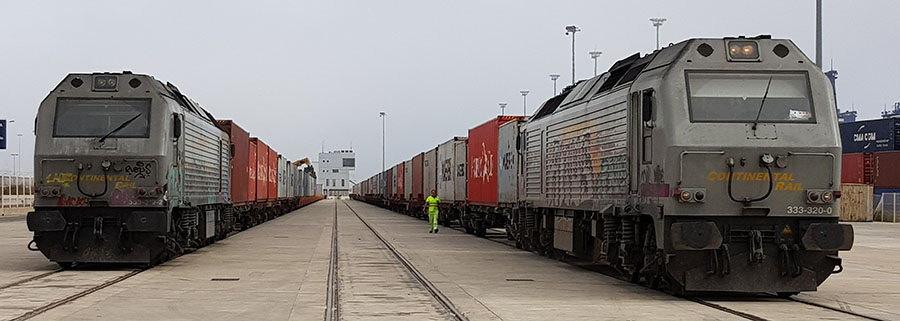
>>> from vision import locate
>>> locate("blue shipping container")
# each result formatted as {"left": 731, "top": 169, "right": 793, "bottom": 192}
{"left": 840, "top": 118, "right": 900, "bottom": 154}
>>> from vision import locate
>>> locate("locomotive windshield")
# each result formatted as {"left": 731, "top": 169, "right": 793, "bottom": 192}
{"left": 53, "top": 98, "right": 151, "bottom": 138}
{"left": 687, "top": 72, "right": 814, "bottom": 123}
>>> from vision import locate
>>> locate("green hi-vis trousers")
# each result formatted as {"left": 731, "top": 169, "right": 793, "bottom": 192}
{"left": 428, "top": 209, "right": 439, "bottom": 231}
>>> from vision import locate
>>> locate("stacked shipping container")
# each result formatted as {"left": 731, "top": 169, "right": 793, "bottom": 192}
{"left": 840, "top": 118, "right": 900, "bottom": 190}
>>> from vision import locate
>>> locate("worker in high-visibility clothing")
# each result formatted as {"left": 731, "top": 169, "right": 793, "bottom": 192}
{"left": 425, "top": 189, "right": 440, "bottom": 233}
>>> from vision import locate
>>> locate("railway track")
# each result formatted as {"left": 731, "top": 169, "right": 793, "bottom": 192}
{"left": 330, "top": 200, "right": 466, "bottom": 321}
{"left": 0, "top": 268, "right": 143, "bottom": 321}
{"left": 433, "top": 212, "right": 885, "bottom": 321}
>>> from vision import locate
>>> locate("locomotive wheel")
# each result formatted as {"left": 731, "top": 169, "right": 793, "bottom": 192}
{"left": 442, "top": 219, "right": 451, "bottom": 227}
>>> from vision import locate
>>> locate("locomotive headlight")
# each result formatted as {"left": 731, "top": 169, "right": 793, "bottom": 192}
{"left": 822, "top": 192, "right": 834, "bottom": 203}
{"left": 808, "top": 191, "right": 820, "bottom": 202}
{"left": 742, "top": 45, "right": 755, "bottom": 56}
{"left": 676, "top": 188, "right": 706, "bottom": 203}
{"left": 694, "top": 191, "right": 705, "bottom": 201}
{"left": 726, "top": 40, "right": 760, "bottom": 60}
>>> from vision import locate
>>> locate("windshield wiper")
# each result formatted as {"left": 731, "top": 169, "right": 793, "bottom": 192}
{"left": 751, "top": 76, "right": 774, "bottom": 130}
{"left": 98, "top": 113, "right": 143, "bottom": 143}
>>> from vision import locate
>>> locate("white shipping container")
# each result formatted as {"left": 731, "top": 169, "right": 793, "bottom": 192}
{"left": 498, "top": 120, "right": 525, "bottom": 204}
{"left": 404, "top": 159, "right": 413, "bottom": 199}
{"left": 437, "top": 137, "right": 467, "bottom": 202}
{"left": 423, "top": 148, "right": 438, "bottom": 197}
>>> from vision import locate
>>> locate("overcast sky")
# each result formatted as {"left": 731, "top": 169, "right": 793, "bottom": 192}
{"left": 1, "top": 1, "right": 898, "bottom": 181}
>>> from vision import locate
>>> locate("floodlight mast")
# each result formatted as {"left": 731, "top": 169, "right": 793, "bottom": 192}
{"left": 549, "top": 74, "right": 560, "bottom": 95}
{"left": 589, "top": 51, "right": 602, "bottom": 76}
{"left": 650, "top": 17, "right": 667, "bottom": 49}
{"left": 520, "top": 90, "right": 530, "bottom": 116}
{"left": 565, "top": 25, "right": 581, "bottom": 84}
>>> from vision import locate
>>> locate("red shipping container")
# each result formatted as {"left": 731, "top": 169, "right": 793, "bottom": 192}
{"left": 467, "top": 116, "right": 523, "bottom": 206}
{"left": 249, "top": 139, "right": 258, "bottom": 201}
{"left": 268, "top": 145, "right": 278, "bottom": 200}
{"left": 218, "top": 120, "right": 251, "bottom": 204}
{"left": 874, "top": 151, "right": 900, "bottom": 188}
{"left": 253, "top": 138, "right": 269, "bottom": 201}
{"left": 386, "top": 168, "right": 393, "bottom": 198}
{"left": 412, "top": 153, "right": 424, "bottom": 201}
{"left": 841, "top": 153, "right": 865, "bottom": 184}
{"left": 397, "top": 162, "right": 406, "bottom": 200}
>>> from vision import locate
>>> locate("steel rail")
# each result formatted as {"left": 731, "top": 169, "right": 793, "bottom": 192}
{"left": 12, "top": 269, "right": 143, "bottom": 321}
{"left": 325, "top": 201, "right": 339, "bottom": 321}
{"left": 0, "top": 269, "right": 62, "bottom": 291}
{"left": 343, "top": 201, "right": 467, "bottom": 321}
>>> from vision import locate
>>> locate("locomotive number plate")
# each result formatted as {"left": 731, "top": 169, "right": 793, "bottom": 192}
{"left": 786, "top": 206, "right": 833, "bottom": 215}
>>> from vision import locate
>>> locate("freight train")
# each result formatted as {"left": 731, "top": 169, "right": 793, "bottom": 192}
{"left": 354, "top": 36, "right": 854, "bottom": 295}
{"left": 27, "top": 72, "right": 321, "bottom": 267}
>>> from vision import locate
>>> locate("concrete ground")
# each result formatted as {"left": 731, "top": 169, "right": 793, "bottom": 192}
{"left": 25, "top": 201, "right": 335, "bottom": 321}
{"left": 797, "top": 222, "right": 900, "bottom": 320}
{"left": 0, "top": 206, "right": 32, "bottom": 217}
{"left": 0, "top": 199, "right": 897, "bottom": 320}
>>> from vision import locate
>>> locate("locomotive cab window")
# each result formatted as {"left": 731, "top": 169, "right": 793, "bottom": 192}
{"left": 687, "top": 72, "right": 814, "bottom": 123}
{"left": 53, "top": 98, "right": 151, "bottom": 137}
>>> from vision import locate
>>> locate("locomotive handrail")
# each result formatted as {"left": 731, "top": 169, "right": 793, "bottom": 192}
{"left": 678, "top": 150, "right": 725, "bottom": 185}
{"left": 787, "top": 152, "right": 836, "bottom": 187}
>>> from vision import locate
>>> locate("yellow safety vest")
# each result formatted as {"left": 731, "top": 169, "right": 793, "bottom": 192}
{"left": 426, "top": 196, "right": 440, "bottom": 212}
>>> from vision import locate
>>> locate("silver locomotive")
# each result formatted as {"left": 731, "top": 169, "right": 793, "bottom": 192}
{"left": 355, "top": 36, "right": 854, "bottom": 295}
{"left": 28, "top": 72, "right": 230, "bottom": 266}
{"left": 512, "top": 36, "right": 853, "bottom": 294}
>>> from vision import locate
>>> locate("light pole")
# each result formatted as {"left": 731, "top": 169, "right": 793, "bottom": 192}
{"left": 499, "top": 102, "right": 507, "bottom": 116}
{"left": 520, "top": 90, "right": 530, "bottom": 115}
{"left": 816, "top": 0, "right": 822, "bottom": 69}
{"left": 589, "top": 51, "right": 603, "bottom": 76}
{"left": 16, "top": 133, "right": 22, "bottom": 200}
{"left": 650, "top": 18, "right": 667, "bottom": 50}
{"left": 10, "top": 152, "right": 18, "bottom": 201}
{"left": 6, "top": 119, "right": 13, "bottom": 175}
{"left": 16, "top": 133, "right": 22, "bottom": 175}
{"left": 565, "top": 25, "right": 580, "bottom": 85}
{"left": 549, "top": 74, "right": 560, "bottom": 95}
{"left": 379, "top": 111, "right": 386, "bottom": 198}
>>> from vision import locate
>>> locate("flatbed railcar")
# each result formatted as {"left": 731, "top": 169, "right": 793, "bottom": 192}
{"left": 27, "top": 72, "right": 320, "bottom": 267}
{"left": 352, "top": 36, "right": 853, "bottom": 295}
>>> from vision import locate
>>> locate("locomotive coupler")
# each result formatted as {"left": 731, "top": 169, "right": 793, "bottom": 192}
{"left": 778, "top": 243, "right": 802, "bottom": 277}
{"left": 93, "top": 217, "right": 104, "bottom": 240}
{"left": 705, "top": 244, "right": 731, "bottom": 276}
{"left": 62, "top": 221, "right": 81, "bottom": 251}
{"left": 749, "top": 230, "right": 765, "bottom": 263}
{"left": 118, "top": 225, "right": 133, "bottom": 253}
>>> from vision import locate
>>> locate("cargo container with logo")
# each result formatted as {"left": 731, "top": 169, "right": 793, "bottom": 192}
{"left": 465, "top": 116, "right": 526, "bottom": 236}
{"left": 839, "top": 118, "right": 900, "bottom": 154}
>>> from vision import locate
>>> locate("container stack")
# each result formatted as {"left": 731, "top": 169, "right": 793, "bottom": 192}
{"left": 840, "top": 118, "right": 900, "bottom": 221}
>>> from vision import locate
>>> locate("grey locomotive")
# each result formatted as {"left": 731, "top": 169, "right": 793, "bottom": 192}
{"left": 28, "top": 72, "right": 231, "bottom": 266}
{"left": 512, "top": 36, "right": 853, "bottom": 294}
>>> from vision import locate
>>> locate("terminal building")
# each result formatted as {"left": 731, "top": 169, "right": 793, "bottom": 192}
{"left": 317, "top": 150, "right": 355, "bottom": 197}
